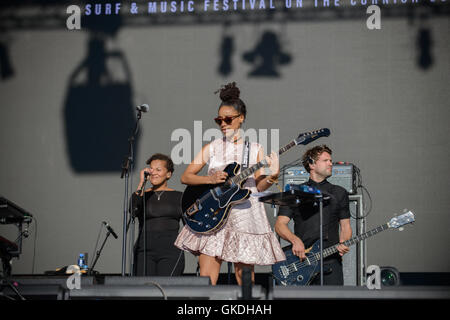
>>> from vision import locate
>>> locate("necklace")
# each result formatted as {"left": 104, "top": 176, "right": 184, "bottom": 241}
{"left": 154, "top": 190, "right": 165, "bottom": 200}
{"left": 225, "top": 135, "right": 242, "bottom": 144}
{"left": 232, "top": 136, "right": 242, "bottom": 144}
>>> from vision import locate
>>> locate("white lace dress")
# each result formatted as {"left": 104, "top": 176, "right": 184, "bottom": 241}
{"left": 174, "top": 137, "right": 285, "bottom": 265}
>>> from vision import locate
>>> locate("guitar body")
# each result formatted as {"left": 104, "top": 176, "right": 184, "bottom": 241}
{"left": 181, "top": 162, "right": 251, "bottom": 234}
{"left": 272, "top": 241, "right": 322, "bottom": 286}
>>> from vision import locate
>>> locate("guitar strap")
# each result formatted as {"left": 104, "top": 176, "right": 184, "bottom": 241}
{"left": 241, "top": 138, "right": 250, "bottom": 170}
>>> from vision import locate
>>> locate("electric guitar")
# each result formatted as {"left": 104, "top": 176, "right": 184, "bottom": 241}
{"left": 272, "top": 210, "right": 415, "bottom": 286}
{"left": 181, "top": 128, "right": 331, "bottom": 234}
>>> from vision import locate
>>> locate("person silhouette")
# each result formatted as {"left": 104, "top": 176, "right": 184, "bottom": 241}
{"left": 64, "top": 32, "right": 137, "bottom": 172}
{"left": 243, "top": 31, "right": 292, "bottom": 77}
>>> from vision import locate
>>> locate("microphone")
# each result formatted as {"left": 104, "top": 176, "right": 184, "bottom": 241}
{"left": 136, "top": 171, "right": 150, "bottom": 198}
{"left": 103, "top": 221, "right": 118, "bottom": 239}
{"left": 136, "top": 104, "right": 149, "bottom": 112}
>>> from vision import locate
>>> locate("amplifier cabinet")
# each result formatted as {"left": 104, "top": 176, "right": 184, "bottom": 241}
{"left": 282, "top": 164, "right": 357, "bottom": 194}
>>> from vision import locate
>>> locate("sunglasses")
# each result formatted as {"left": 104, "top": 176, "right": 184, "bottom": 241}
{"left": 214, "top": 114, "right": 241, "bottom": 125}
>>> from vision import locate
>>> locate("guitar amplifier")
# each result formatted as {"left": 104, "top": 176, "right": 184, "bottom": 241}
{"left": 282, "top": 163, "right": 357, "bottom": 194}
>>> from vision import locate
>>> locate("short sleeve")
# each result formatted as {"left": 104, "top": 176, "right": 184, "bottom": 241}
{"left": 337, "top": 188, "right": 350, "bottom": 220}
{"left": 278, "top": 205, "right": 294, "bottom": 219}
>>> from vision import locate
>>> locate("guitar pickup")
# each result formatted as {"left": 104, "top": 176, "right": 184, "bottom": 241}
{"left": 280, "top": 266, "right": 289, "bottom": 278}
{"left": 185, "top": 201, "right": 201, "bottom": 216}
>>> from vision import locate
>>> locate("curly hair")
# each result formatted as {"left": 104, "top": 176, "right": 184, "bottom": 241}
{"left": 146, "top": 153, "right": 174, "bottom": 174}
{"left": 215, "top": 82, "right": 247, "bottom": 119}
{"left": 302, "top": 145, "right": 332, "bottom": 173}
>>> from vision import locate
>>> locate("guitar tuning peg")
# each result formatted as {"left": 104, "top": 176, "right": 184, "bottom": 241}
{"left": 403, "top": 208, "right": 408, "bottom": 213}
{"left": 398, "top": 227, "right": 404, "bottom": 232}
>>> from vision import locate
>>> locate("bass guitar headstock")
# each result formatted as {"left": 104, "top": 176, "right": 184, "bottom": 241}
{"left": 388, "top": 210, "right": 415, "bottom": 230}
{"left": 295, "top": 128, "right": 331, "bottom": 146}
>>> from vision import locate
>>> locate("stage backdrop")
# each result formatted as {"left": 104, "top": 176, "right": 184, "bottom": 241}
{"left": 1, "top": 3, "right": 449, "bottom": 276}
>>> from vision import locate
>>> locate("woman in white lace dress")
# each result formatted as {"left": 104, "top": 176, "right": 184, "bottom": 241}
{"left": 174, "top": 82, "right": 285, "bottom": 285}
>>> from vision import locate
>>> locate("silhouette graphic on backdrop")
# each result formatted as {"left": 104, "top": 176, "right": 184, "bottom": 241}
{"left": 417, "top": 27, "right": 433, "bottom": 70}
{"left": 242, "top": 31, "right": 292, "bottom": 77}
{"left": 218, "top": 23, "right": 234, "bottom": 77}
{"left": 218, "top": 35, "right": 234, "bottom": 77}
{"left": 64, "top": 16, "right": 139, "bottom": 173}
{"left": 0, "top": 41, "right": 14, "bottom": 80}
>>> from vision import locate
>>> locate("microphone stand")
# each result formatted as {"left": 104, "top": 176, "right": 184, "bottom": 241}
{"left": 120, "top": 109, "right": 142, "bottom": 276}
{"left": 128, "top": 213, "right": 136, "bottom": 276}
{"left": 139, "top": 177, "right": 148, "bottom": 276}
{"left": 128, "top": 176, "right": 147, "bottom": 277}
{"left": 126, "top": 177, "right": 148, "bottom": 276}
{"left": 315, "top": 193, "right": 324, "bottom": 286}
{"left": 89, "top": 229, "right": 113, "bottom": 276}
{"left": 125, "top": 216, "right": 135, "bottom": 275}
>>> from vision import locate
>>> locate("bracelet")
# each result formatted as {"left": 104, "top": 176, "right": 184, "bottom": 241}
{"left": 267, "top": 176, "right": 282, "bottom": 192}
{"left": 266, "top": 176, "right": 279, "bottom": 184}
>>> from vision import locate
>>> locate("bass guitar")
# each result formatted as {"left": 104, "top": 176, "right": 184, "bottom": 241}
{"left": 181, "top": 128, "right": 330, "bottom": 234}
{"left": 272, "top": 210, "right": 415, "bottom": 285}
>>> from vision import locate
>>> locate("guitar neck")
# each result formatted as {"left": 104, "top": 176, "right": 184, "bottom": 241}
{"left": 229, "top": 140, "right": 297, "bottom": 185}
{"left": 321, "top": 223, "right": 390, "bottom": 259}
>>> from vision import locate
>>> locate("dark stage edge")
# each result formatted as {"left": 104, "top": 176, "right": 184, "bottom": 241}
{"left": 1, "top": 273, "right": 450, "bottom": 301}
{"left": 270, "top": 285, "right": 450, "bottom": 300}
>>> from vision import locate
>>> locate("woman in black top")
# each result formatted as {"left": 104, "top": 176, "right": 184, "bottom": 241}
{"left": 131, "top": 153, "right": 185, "bottom": 276}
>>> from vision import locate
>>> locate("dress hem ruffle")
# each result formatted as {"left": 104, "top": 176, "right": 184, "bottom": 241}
{"left": 174, "top": 226, "right": 286, "bottom": 266}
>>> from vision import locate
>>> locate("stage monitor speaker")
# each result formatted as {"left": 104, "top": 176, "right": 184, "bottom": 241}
{"left": 1, "top": 284, "right": 65, "bottom": 300}
{"left": 271, "top": 285, "right": 450, "bottom": 300}
{"left": 66, "top": 284, "right": 266, "bottom": 300}
{"left": 103, "top": 276, "right": 211, "bottom": 286}
{"left": 9, "top": 275, "right": 95, "bottom": 289}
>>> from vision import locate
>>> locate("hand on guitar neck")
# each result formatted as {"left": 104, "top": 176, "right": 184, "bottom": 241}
{"left": 265, "top": 151, "right": 280, "bottom": 179}
{"left": 336, "top": 243, "right": 350, "bottom": 256}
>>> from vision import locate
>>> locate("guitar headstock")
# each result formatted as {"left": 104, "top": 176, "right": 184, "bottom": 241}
{"left": 295, "top": 128, "right": 331, "bottom": 146}
{"left": 388, "top": 211, "right": 415, "bottom": 230}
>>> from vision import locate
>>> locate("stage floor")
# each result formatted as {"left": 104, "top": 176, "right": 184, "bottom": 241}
{"left": 1, "top": 274, "right": 449, "bottom": 301}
